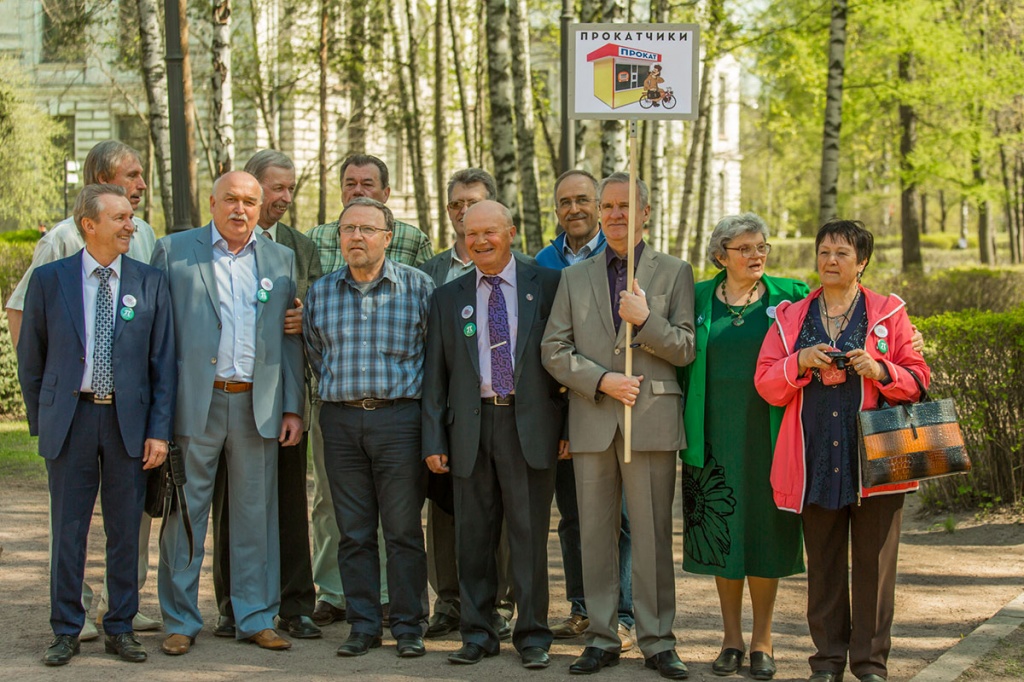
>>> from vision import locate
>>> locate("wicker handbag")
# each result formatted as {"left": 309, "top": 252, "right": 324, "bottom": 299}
{"left": 858, "top": 369, "right": 971, "bottom": 487}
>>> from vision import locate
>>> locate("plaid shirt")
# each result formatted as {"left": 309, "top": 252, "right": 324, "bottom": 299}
{"left": 305, "top": 219, "right": 434, "bottom": 274}
{"left": 303, "top": 259, "right": 434, "bottom": 401}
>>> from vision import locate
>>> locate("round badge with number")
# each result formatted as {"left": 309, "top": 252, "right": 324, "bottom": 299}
{"left": 120, "top": 307, "right": 135, "bottom": 321}
{"left": 463, "top": 322, "right": 477, "bottom": 337}
{"left": 257, "top": 289, "right": 270, "bottom": 303}
{"left": 876, "top": 339, "right": 889, "bottom": 354}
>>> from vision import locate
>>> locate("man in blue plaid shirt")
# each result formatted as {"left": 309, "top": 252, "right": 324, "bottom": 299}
{"left": 302, "top": 197, "right": 434, "bottom": 659}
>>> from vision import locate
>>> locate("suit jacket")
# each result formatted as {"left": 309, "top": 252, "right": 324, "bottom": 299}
{"left": 151, "top": 223, "right": 304, "bottom": 440}
{"left": 422, "top": 259, "right": 566, "bottom": 478}
{"left": 18, "top": 251, "right": 176, "bottom": 459}
{"left": 541, "top": 245, "right": 696, "bottom": 453}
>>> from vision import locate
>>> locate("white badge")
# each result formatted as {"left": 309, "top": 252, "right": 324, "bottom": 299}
{"left": 766, "top": 305, "right": 777, "bottom": 319}
{"left": 461, "top": 305, "right": 474, "bottom": 319}
{"left": 260, "top": 277, "right": 274, "bottom": 292}
{"left": 696, "top": 314, "right": 705, "bottom": 326}
{"left": 121, "top": 294, "right": 137, "bottom": 308}
{"left": 526, "top": 293, "right": 534, "bottom": 301}
{"left": 873, "top": 324, "right": 889, "bottom": 338}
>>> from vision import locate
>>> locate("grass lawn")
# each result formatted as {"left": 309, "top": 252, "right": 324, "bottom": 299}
{"left": 0, "top": 420, "right": 43, "bottom": 483}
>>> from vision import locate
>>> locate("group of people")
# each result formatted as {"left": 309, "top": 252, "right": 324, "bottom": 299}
{"left": 13, "top": 139, "right": 930, "bottom": 682}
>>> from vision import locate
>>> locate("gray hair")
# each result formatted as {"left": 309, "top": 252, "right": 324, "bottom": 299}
{"left": 340, "top": 196, "right": 395, "bottom": 233}
{"left": 446, "top": 168, "right": 497, "bottom": 201}
{"left": 83, "top": 141, "right": 142, "bottom": 185}
{"left": 707, "top": 212, "right": 770, "bottom": 269}
{"left": 554, "top": 169, "right": 598, "bottom": 197}
{"left": 244, "top": 149, "right": 295, "bottom": 182}
{"left": 598, "top": 172, "right": 649, "bottom": 210}
{"left": 74, "top": 184, "right": 127, "bottom": 237}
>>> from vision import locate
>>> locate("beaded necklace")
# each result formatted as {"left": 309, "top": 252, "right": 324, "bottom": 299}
{"left": 720, "top": 278, "right": 760, "bottom": 327}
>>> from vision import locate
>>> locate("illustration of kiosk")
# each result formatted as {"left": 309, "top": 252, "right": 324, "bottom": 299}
{"left": 586, "top": 43, "right": 662, "bottom": 109}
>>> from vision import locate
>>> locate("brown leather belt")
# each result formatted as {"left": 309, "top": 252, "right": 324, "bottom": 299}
{"left": 214, "top": 381, "right": 254, "bottom": 393}
{"left": 482, "top": 395, "right": 514, "bottom": 406}
{"left": 340, "top": 398, "right": 397, "bottom": 410}
{"left": 79, "top": 392, "right": 114, "bottom": 405}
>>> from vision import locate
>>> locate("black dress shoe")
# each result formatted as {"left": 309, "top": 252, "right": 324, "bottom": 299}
{"left": 521, "top": 646, "right": 551, "bottom": 669}
{"left": 491, "top": 613, "right": 512, "bottom": 640}
{"left": 448, "top": 642, "right": 497, "bottom": 664}
{"left": 104, "top": 632, "right": 147, "bottom": 662}
{"left": 645, "top": 650, "right": 689, "bottom": 679}
{"left": 275, "top": 615, "right": 322, "bottom": 639}
{"left": 809, "top": 672, "right": 844, "bottom": 682}
{"left": 312, "top": 600, "right": 345, "bottom": 626}
{"left": 857, "top": 675, "right": 885, "bottom": 682}
{"left": 396, "top": 633, "right": 426, "bottom": 657}
{"left": 750, "top": 651, "right": 777, "bottom": 680}
{"left": 336, "top": 632, "right": 382, "bottom": 657}
{"left": 569, "top": 646, "right": 620, "bottom": 674}
{"left": 426, "top": 611, "right": 460, "bottom": 638}
{"left": 43, "top": 635, "right": 80, "bottom": 666}
{"left": 712, "top": 648, "right": 744, "bottom": 676}
{"left": 213, "top": 615, "right": 236, "bottom": 638}
{"left": 381, "top": 603, "right": 390, "bottom": 627}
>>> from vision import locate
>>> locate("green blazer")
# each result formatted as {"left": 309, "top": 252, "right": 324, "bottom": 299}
{"left": 678, "top": 271, "right": 810, "bottom": 466}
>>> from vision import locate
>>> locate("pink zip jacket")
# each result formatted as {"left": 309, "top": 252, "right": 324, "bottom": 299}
{"left": 754, "top": 286, "right": 931, "bottom": 513}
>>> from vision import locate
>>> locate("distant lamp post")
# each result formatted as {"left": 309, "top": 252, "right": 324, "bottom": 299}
{"left": 64, "top": 158, "right": 80, "bottom": 218}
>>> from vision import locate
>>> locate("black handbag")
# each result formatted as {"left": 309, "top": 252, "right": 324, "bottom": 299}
{"left": 143, "top": 442, "right": 194, "bottom": 569}
{"left": 858, "top": 369, "right": 971, "bottom": 487}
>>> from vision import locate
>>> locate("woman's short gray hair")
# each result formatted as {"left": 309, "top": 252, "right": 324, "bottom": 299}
{"left": 707, "top": 212, "right": 770, "bottom": 269}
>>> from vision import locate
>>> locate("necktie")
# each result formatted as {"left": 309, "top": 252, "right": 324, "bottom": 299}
{"left": 93, "top": 267, "right": 115, "bottom": 398}
{"left": 484, "top": 275, "right": 513, "bottom": 398}
{"left": 262, "top": 230, "right": 273, "bottom": 241}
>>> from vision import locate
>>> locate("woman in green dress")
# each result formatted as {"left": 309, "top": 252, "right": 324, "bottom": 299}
{"left": 678, "top": 213, "right": 808, "bottom": 680}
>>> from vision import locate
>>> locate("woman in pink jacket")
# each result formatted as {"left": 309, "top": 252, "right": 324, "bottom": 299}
{"left": 754, "top": 220, "right": 929, "bottom": 682}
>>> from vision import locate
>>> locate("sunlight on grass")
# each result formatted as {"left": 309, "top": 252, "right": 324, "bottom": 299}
{"left": 0, "top": 420, "right": 42, "bottom": 481}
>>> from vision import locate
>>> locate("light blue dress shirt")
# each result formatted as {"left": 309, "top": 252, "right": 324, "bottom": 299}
{"left": 211, "top": 224, "right": 259, "bottom": 382}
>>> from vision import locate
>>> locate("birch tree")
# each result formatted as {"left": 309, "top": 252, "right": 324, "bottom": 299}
{"left": 394, "top": 0, "right": 432, "bottom": 235}
{"left": 136, "top": 0, "right": 174, "bottom": 231}
{"left": 599, "top": 0, "right": 625, "bottom": 176}
{"left": 485, "top": 0, "right": 520, "bottom": 226}
{"left": 818, "top": 0, "right": 847, "bottom": 224}
{"left": 434, "top": 0, "right": 448, "bottom": 248}
{"left": 509, "top": 0, "right": 542, "bottom": 253}
{"left": 212, "top": 0, "right": 235, "bottom": 175}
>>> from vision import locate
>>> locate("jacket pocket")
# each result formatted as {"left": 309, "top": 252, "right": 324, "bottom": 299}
{"left": 649, "top": 380, "right": 682, "bottom": 396}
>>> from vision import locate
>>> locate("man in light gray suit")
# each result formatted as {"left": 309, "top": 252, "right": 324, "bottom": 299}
{"left": 541, "top": 173, "right": 695, "bottom": 679}
{"left": 153, "top": 171, "right": 305, "bottom": 656}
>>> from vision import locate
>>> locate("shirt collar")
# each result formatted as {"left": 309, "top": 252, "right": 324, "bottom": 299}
{"left": 563, "top": 230, "right": 602, "bottom": 257}
{"left": 475, "top": 255, "right": 517, "bottom": 289}
{"left": 211, "top": 222, "right": 258, "bottom": 254}
{"left": 82, "top": 249, "right": 122, "bottom": 280}
{"left": 341, "top": 257, "right": 397, "bottom": 290}
{"left": 258, "top": 222, "right": 278, "bottom": 241}
{"left": 605, "top": 240, "right": 646, "bottom": 268}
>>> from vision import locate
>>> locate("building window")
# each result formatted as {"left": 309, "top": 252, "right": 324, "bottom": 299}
{"left": 41, "top": 0, "right": 87, "bottom": 64}
{"left": 615, "top": 63, "right": 645, "bottom": 92}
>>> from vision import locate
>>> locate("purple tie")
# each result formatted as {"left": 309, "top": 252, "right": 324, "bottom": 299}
{"left": 484, "top": 276, "right": 514, "bottom": 398}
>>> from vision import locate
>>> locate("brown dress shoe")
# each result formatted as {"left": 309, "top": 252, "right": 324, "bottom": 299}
{"left": 161, "top": 633, "right": 195, "bottom": 656}
{"left": 312, "top": 600, "right": 345, "bottom": 626}
{"left": 248, "top": 628, "right": 292, "bottom": 650}
{"left": 551, "top": 613, "right": 589, "bottom": 639}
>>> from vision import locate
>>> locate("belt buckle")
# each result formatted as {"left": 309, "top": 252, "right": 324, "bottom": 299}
{"left": 361, "top": 398, "right": 377, "bottom": 411}
{"left": 94, "top": 395, "right": 113, "bottom": 405}
{"left": 492, "top": 395, "right": 512, "bottom": 406}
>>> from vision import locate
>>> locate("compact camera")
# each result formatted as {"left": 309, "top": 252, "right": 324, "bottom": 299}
{"left": 825, "top": 351, "right": 849, "bottom": 370}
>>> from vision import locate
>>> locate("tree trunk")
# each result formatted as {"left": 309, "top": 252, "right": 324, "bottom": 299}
{"left": 690, "top": 79, "right": 715, "bottom": 274}
{"left": 997, "top": 142, "right": 1019, "bottom": 264}
{"left": 973, "top": 151, "right": 995, "bottom": 264}
{"left": 447, "top": 0, "right": 474, "bottom": 168}
{"left": 939, "top": 189, "right": 948, "bottom": 233}
{"left": 509, "top": 0, "right": 542, "bottom": 254}
{"left": 345, "top": 0, "right": 367, "bottom": 154}
{"left": 599, "top": 0, "right": 624, "bottom": 176}
{"left": 674, "top": 56, "right": 712, "bottom": 259}
{"left": 434, "top": 0, "right": 448, "bottom": 249}
{"left": 920, "top": 192, "right": 928, "bottom": 236}
{"left": 818, "top": 0, "right": 848, "bottom": 225}
{"left": 211, "top": 0, "right": 235, "bottom": 176}
{"left": 180, "top": 1, "right": 201, "bottom": 225}
{"left": 485, "top": 0, "right": 520, "bottom": 226}
{"left": 244, "top": 0, "right": 278, "bottom": 149}
{"left": 317, "top": 0, "right": 328, "bottom": 224}
{"left": 397, "top": 0, "right": 432, "bottom": 235}
{"left": 136, "top": 0, "right": 173, "bottom": 231}
{"left": 647, "top": 0, "right": 668, "bottom": 252}
{"left": 898, "top": 51, "right": 922, "bottom": 273}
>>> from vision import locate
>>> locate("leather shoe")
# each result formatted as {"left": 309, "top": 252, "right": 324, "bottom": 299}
{"left": 569, "top": 646, "right": 620, "bottom": 674}
{"left": 381, "top": 602, "right": 390, "bottom": 627}
{"left": 618, "top": 623, "right": 634, "bottom": 652}
{"left": 552, "top": 613, "right": 589, "bottom": 638}
{"left": 248, "top": 628, "right": 292, "bottom": 650}
{"left": 712, "top": 648, "right": 744, "bottom": 676}
{"left": 396, "top": 633, "right": 426, "bottom": 657}
{"left": 521, "top": 646, "right": 551, "bottom": 669}
{"left": 43, "top": 635, "right": 80, "bottom": 666}
{"left": 213, "top": 615, "right": 236, "bottom": 638}
{"left": 275, "top": 615, "right": 322, "bottom": 639}
{"left": 161, "top": 633, "right": 194, "bottom": 656}
{"left": 104, "top": 632, "right": 147, "bottom": 662}
{"left": 312, "top": 600, "right": 345, "bottom": 626}
{"left": 448, "top": 642, "right": 497, "bottom": 664}
{"left": 858, "top": 676, "right": 885, "bottom": 682}
{"left": 492, "top": 612, "right": 512, "bottom": 640}
{"left": 337, "top": 632, "right": 382, "bottom": 657}
{"left": 645, "top": 650, "right": 689, "bottom": 679}
{"left": 425, "top": 611, "right": 460, "bottom": 638}
{"left": 809, "top": 673, "right": 844, "bottom": 682}
{"left": 750, "top": 651, "right": 777, "bottom": 680}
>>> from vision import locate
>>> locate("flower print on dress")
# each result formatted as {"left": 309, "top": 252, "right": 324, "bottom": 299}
{"left": 681, "top": 456, "right": 737, "bottom": 568}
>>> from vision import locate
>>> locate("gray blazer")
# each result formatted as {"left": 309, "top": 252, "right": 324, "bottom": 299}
{"left": 151, "top": 223, "right": 304, "bottom": 440}
{"left": 541, "top": 246, "right": 696, "bottom": 453}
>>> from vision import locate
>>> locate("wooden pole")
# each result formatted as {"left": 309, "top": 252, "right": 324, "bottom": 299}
{"left": 624, "top": 120, "right": 638, "bottom": 464}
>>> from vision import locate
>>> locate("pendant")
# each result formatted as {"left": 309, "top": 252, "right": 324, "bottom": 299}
{"left": 732, "top": 316, "right": 744, "bottom": 327}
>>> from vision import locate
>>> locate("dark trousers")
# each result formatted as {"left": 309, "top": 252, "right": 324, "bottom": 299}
{"left": 48, "top": 401, "right": 144, "bottom": 636}
{"left": 802, "top": 494, "right": 905, "bottom": 679}
{"left": 212, "top": 432, "right": 315, "bottom": 619}
{"left": 320, "top": 400, "right": 427, "bottom": 637}
{"left": 554, "top": 458, "right": 635, "bottom": 626}
{"left": 454, "top": 403, "right": 556, "bottom": 653}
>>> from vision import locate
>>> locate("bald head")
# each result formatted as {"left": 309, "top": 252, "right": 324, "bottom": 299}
{"left": 210, "top": 171, "right": 263, "bottom": 252}
{"left": 463, "top": 200, "right": 517, "bottom": 275}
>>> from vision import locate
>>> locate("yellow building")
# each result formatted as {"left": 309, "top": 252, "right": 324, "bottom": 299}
{"left": 586, "top": 43, "right": 662, "bottom": 109}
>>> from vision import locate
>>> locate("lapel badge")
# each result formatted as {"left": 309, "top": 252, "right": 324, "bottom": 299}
{"left": 873, "top": 324, "right": 889, "bottom": 339}
{"left": 876, "top": 339, "right": 889, "bottom": 354}
{"left": 766, "top": 305, "right": 777, "bottom": 319}
{"left": 526, "top": 293, "right": 534, "bottom": 301}
{"left": 120, "top": 307, "right": 135, "bottom": 321}
{"left": 461, "top": 305, "right": 474, "bottom": 319}
{"left": 696, "top": 314, "right": 705, "bottom": 326}
{"left": 121, "top": 294, "right": 137, "bottom": 308}
{"left": 257, "top": 289, "right": 270, "bottom": 303}
{"left": 463, "top": 322, "right": 477, "bottom": 337}
{"left": 260, "top": 277, "right": 274, "bottom": 292}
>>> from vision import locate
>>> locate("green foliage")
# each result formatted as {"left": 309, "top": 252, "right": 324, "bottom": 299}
{"left": 913, "top": 307, "right": 1024, "bottom": 511}
{"left": 0, "top": 421, "right": 42, "bottom": 482}
{"left": 0, "top": 309, "right": 23, "bottom": 420}
{"left": 0, "top": 242, "right": 35, "bottom": 311}
{"left": 0, "top": 230, "right": 42, "bottom": 244}
{"left": 872, "top": 266, "right": 1024, "bottom": 317}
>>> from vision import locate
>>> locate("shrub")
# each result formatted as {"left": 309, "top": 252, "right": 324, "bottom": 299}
{"left": 0, "top": 241, "right": 35, "bottom": 310}
{"left": 0, "top": 309, "right": 23, "bottom": 419}
{"left": 913, "top": 307, "right": 1024, "bottom": 511}
{"left": 0, "top": 229, "right": 42, "bottom": 244}
{"left": 871, "top": 266, "right": 1024, "bottom": 317}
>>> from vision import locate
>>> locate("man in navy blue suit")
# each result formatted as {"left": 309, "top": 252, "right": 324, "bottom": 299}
{"left": 18, "top": 184, "right": 176, "bottom": 666}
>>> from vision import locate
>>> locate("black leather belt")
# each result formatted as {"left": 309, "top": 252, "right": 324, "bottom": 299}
{"left": 482, "top": 395, "right": 514, "bottom": 406}
{"left": 80, "top": 393, "right": 114, "bottom": 405}
{"left": 341, "top": 398, "right": 399, "bottom": 410}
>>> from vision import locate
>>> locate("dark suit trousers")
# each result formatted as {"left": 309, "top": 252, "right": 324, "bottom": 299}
{"left": 47, "top": 400, "right": 145, "bottom": 636}
{"left": 802, "top": 494, "right": 905, "bottom": 679}
{"left": 212, "top": 432, "right": 315, "bottom": 619}
{"left": 453, "top": 403, "right": 556, "bottom": 654}
{"left": 320, "top": 400, "right": 427, "bottom": 637}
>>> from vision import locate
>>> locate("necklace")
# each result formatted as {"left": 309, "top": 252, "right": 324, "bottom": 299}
{"left": 819, "top": 289, "right": 860, "bottom": 345}
{"left": 720, "top": 279, "right": 760, "bottom": 327}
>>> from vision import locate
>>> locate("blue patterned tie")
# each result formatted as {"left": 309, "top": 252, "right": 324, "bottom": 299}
{"left": 93, "top": 267, "right": 114, "bottom": 398}
{"left": 484, "top": 276, "right": 514, "bottom": 398}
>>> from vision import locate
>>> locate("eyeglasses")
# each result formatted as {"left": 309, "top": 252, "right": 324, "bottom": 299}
{"left": 339, "top": 224, "right": 390, "bottom": 236}
{"left": 724, "top": 243, "right": 772, "bottom": 258}
{"left": 447, "top": 199, "right": 481, "bottom": 212}
{"left": 557, "top": 197, "right": 593, "bottom": 210}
